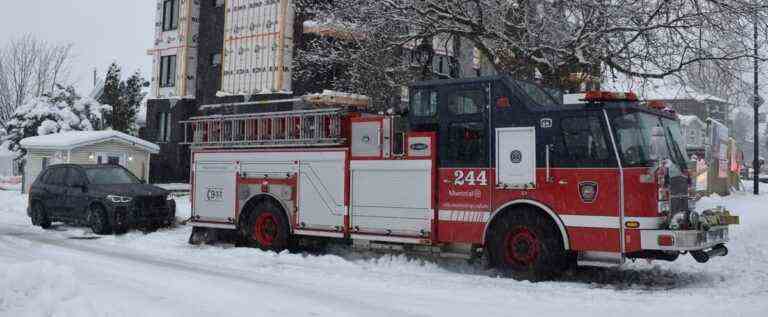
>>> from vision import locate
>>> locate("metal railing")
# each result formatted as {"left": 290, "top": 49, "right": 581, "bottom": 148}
{"left": 180, "top": 108, "right": 348, "bottom": 148}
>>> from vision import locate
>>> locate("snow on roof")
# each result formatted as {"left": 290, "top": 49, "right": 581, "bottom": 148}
{"left": 601, "top": 72, "right": 730, "bottom": 103}
{"left": 20, "top": 131, "right": 159, "bottom": 153}
{"left": 678, "top": 114, "right": 705, "bottom": 126}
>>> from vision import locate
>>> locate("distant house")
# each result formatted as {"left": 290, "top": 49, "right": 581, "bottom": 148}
{"left": 656, "top": 95, "right": 730, "bottom": 124}
{"left": 19, "top": 131, "right": 160, "bottom": 193}
{"left": 679, "top": 115, "right": 707, "bottom": 157}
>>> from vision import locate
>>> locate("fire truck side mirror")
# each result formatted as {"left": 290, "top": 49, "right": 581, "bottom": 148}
{"left": 650, "top": 126, "right": 667, "bottom": 161}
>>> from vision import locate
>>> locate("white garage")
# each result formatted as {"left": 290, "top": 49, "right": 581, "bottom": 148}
{"left": 19, "top": 131, "right": 160, "bottom": 193}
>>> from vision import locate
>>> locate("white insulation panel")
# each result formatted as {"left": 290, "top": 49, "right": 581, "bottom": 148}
{"left": 220, "top": 0, "right": 295, "bottom": 96}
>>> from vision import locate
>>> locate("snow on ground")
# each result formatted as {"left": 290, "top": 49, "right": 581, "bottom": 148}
{"left": 1, "top": 186, "right": 767, "bottom": 317}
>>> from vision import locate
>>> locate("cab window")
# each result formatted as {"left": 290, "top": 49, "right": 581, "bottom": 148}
{"left": 444, "top": 122, "right": 487, "bottom": 166}
{"left": 447, "top": 90, "right": 484, "bottom": 115}
{"left": 411, "top": 90, "right": 437, "bottom": 117}
{"left": 558, "top": 116, "right": 611, "bottom": 165}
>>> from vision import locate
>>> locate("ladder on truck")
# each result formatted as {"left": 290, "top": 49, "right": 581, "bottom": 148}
{"left": 180, "top": 108, "right": 349, "bottom": 148}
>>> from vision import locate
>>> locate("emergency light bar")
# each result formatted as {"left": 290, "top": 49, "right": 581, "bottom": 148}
{"left": 583, "top": 91, "right": 638, "bottom": 102}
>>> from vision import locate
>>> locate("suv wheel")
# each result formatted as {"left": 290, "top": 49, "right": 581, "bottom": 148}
{"left": 31, "top": 202, "right": 52, "bottom": 229}
{"left": 88, "top": 205, "right": 112, "bottom": 235}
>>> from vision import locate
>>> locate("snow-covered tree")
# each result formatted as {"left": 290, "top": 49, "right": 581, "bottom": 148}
{"left": 100, "top": 63, "right": 121, "bottom": 132}
{"left": 99, "top": 63, "right": 147, "bottom": 135}
{"left": 2, "top": 85, "right": 112, "bottom": 156}
{"left": 119, "top": 70, "right": 149, "bottom": 134}
{"left": 0, "top": 35, "right": 74, "bottom": 129}
{"left": 294, "top": 1, "right": 434, "bottom": 110}
{"left": 323, "top": 0, "right": 768, "bottom": 90}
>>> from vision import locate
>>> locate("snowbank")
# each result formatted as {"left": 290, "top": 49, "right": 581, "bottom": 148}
{"left": 1, "top": 187, "right": 767, "bottom": 316}
{"left": 0, "top": 261, "right": 99, "bottom": 317}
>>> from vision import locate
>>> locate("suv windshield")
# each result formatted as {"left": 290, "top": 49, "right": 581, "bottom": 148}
{"left": 85, "top": 167, "right": 141, "bottom": 185}
{"left": 612, "top": 111, "right": 687, "bottom": 174}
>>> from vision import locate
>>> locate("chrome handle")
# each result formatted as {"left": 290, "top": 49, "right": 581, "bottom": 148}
{"left": 558, "top": 180, "right": 569, "bottom": 185}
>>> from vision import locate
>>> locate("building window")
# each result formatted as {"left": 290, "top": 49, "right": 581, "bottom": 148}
{"left": 211, "top": 53, "right": 222, "bottom": 66}
{"left": 159, "top": 55, "right": 177, "bottom": 88}
{"left": 157, "top": 112, "right": 172, "bottom": 142}
{"left": 214, "top": 0, "right": 225, "bottom": 7}
{"left": 163, "top": 0, "right": 180, "bottom": 31}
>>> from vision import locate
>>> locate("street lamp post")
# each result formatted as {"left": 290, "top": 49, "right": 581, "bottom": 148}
{"left": 755, "top": 7, "right": 762, "bottom": 195}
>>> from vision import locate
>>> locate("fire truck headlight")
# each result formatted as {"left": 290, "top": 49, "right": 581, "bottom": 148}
{"left": 689, "top": 211, "right": 700, "bottom": 230}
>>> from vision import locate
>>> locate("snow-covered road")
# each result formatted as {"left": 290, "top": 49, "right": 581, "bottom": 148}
{"left": 1, "top": 188, "right": 767, "bottom": 317}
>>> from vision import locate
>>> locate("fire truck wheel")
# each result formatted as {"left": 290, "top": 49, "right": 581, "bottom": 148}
{"left": 487, "top": 208, "right": 567, "bottom": 280}
{"left": 243, "top": 202, "right": 290, "bottom": 252}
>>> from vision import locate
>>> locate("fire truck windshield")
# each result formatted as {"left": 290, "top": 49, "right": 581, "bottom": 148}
{"left": 612, "top": 112, "right": 687, "bottom": 173}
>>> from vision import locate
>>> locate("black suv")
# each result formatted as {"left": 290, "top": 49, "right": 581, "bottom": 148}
{"left": 28, "top": 164, "right": 176, "bottom": 234}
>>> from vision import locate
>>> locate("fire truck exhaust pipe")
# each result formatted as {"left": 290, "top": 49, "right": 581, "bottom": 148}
{"left": 690, "top": 244, "right": 728, "bottom": 263}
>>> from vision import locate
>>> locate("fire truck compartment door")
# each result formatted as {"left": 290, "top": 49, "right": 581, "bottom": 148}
{"left": 193, "top": 162, "right": 238, "bottom": 223}
{"left": 351, "top": 120, "right": 382, "bottom": 158}
{"left": 496, "top": 127, "right": 536, "bottom": 188}
{"left": 350, "top": 160, "right": 432, "bottom": 237}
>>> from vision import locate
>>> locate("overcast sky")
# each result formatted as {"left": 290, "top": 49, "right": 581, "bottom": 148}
{"left": 0, "top": 0, "right": 154, "bottom": 94}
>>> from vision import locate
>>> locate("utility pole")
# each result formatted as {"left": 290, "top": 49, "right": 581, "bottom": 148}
{"left": 754, "top": 6, "right": 762, "bottom": 195}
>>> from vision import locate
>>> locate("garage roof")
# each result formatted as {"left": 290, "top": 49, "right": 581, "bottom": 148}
{"left": 20, "top": 131, "right": 160, "bottom": 153}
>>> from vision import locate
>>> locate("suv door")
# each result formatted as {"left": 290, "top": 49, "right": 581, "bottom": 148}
{"left": 42, "top": 167, "right": 68, "bottom": 218}
{"left": 64, "top": 167, "right": 90, "bottom": 220}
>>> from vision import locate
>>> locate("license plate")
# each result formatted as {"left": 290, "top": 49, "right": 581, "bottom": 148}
{"left": 205, "top": 188, "right": 224, "bottom": 201}
{"left": 706, "top": 228, "right": 727, "bottom": 242}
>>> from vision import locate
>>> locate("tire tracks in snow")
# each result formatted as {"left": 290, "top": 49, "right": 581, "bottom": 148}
{"left": 0, "top": 225, "right": 425, "bottom": 317}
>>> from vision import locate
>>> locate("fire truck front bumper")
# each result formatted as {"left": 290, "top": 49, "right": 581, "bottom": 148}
{"left": 638, "top": 208, "right": 739, "bottom": 263}
{"left": 640, "top": 226, "right": 731, "bottom": 263}
{"left": 640, "top": 226, "right": 730, "bottom": 252}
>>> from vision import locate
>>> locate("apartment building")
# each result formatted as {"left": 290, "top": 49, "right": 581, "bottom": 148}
{"left": 145, "top": 0, "right": 490, "bottom": 182}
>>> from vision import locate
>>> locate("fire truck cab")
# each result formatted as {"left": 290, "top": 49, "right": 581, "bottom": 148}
{"left": 184, "top": 76, "right": 738, "bottom": 278}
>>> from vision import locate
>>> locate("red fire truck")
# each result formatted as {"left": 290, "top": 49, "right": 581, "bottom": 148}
{"left": 182, "top": 76, "right": 738, "bottom": 279}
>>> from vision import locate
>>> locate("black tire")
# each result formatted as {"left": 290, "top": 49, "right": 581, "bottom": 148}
{"left": 241, "top": 201, "right": 290, "bottom": 251}
{"left": 87, "top": 205, "right": 112, "bottom": 235}
{"left": 486, "top": 207, "right": 568, "bottom": 281}
{"left": 31, "top": 202, "right": 52, "bottom": 229}
{"left": 113, "top": 224, "right": 129, "bottom": 235}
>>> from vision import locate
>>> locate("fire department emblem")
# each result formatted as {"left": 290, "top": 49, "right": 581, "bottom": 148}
{"left": 578, "top": 181, "right": 599, "bottom": 203}
{"left": 510, "top": 150, "right": 523, "bottom": 164}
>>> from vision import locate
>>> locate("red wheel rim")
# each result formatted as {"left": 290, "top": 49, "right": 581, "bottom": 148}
{"left": 503, "top": 227, "right": 541, "bottom": 266}
{"left": 253, "top": 213, "right": 279, "bottom": 247}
